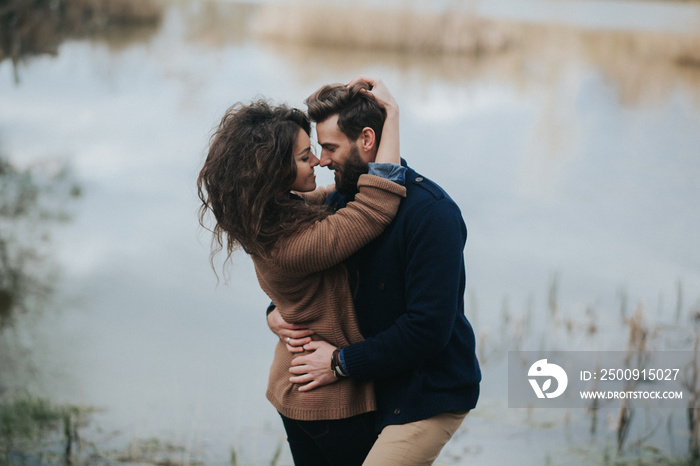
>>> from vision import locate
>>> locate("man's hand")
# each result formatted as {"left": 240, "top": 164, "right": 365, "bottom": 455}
{"left": 267, "top": 307, "right": 314, "bottom": 353}
{"left": 289, "top": 340, "right": 338, "bottom": 392}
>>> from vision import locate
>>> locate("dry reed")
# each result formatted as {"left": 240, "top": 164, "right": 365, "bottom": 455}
{"left": 249, "top": 1, "right": 700, "bottom": 107}
{"left": 251, "top": 2, "right": 513, "bottom": 56}
{"left": 250, "top": 1, "right": 700, "bottom": 64}
{"left": 684, "top": 323, "right": 700, "bottom": 459}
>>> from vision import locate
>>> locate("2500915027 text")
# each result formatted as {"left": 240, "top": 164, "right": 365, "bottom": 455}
{"left": 580, "top": 369, "right": 680, "bottom": 381}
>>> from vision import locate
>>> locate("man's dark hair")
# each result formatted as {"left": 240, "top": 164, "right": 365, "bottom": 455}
{"left": 305, "top": 82, "right": 387, "bottom": 144}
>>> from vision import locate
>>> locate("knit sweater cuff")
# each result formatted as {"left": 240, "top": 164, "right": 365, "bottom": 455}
{"left": 340, "top": 342, "right": 372, "bottom": 380}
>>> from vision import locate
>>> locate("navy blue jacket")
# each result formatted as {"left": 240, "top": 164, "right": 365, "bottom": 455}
{"left": 329, "top": 161, "right": 481, "bottom": 432}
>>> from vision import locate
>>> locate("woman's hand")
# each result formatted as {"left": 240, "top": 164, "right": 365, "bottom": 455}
{"left": 267, "top": 307, "right": 314, "bottom": 353}
{"left": 346, "top": 75, "right": 400, "bottom": 166}
{"left": 289, "top": 340, "right": 339, "bottom": 391}
{"left": 347, "top": 75, "right": 398, "bottom": 116}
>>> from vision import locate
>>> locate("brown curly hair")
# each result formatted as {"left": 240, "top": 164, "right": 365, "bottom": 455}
{"left": 197, "top": 100, "right": 330, "bottom": 263}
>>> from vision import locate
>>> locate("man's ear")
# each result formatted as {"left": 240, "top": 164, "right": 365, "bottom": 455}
{"left": 359, "top": 127, "right": 376, "bottom": 152}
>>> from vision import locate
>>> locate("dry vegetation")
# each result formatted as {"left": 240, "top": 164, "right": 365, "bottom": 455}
{"left": 248, "top": 1, "right": 700, "bottom": 107}
{"left": 252, "top": 2, "right": 514, "bottom": 56}
{"left": 490, "top": 277, "right": 700, "bottom": 463}
{"left": 251, "top": 1, "right": 700, "bottom": 64}
{"left": 0, "top": 0, "right": 164, "bottom": 73}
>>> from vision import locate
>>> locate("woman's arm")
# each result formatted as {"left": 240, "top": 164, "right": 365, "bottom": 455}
{"left": 273, "top": 77, "right": 405, "bottom": 274}
{"left": 349, "top": 76, "right": 400, "bottom": 166}
{"left": 273, "top": 78, "right": 406, "bottom": 274}
{"left": 274, "top": 174, "right": 405, "bottom": 273}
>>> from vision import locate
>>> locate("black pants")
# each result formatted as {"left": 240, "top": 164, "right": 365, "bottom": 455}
{"left": 279, "top": 412, "right": 377, "bottom": 466}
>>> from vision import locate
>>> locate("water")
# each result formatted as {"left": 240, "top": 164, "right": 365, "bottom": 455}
{"left": 476, "top": 0, "right": 700, "bottom": 33}
{"left": 1, "top": 0, "right": 700, "bottom": 464}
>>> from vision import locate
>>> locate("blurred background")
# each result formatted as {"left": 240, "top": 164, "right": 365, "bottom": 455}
{"left": 1, "top": 0, "right": 699, "bottom": 464}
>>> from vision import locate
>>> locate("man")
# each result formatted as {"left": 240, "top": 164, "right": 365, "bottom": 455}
{"left": 268, "top": 77, "right": 480, "bottom": 465}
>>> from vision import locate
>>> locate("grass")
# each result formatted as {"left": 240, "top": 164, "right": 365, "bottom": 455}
{"left": 0, "top": 395, "right": 89, "bottom": 465}
{"left": 474, "top": 272, "right": 700, "bottom": 464}
{"left": 0, "top": 394, "right": 287, "bottom": 465}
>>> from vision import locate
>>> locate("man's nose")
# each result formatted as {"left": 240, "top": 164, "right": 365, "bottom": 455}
{"left": 319, "top": 153, "right": 331, "bottom": 167}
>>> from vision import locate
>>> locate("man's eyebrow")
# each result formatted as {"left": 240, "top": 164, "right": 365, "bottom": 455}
{"left": 320, "top": 143, "right": 338, "bottom": 149}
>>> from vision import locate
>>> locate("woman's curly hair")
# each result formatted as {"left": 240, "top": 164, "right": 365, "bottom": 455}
{"left": 197, "top": 100, "right": 330, "bottom": 264}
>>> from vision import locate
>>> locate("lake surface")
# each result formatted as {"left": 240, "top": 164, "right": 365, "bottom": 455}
{"left": 1, "top": 0, "right": 700, "bottom": 464}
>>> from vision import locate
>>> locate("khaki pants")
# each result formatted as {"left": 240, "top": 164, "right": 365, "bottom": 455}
{"left": 362, "top": 410, "right": 468, "bottom": 466}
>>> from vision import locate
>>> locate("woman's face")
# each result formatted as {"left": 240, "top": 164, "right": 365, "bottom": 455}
{"left": 290, "top": 129, "right": 319, "bottom": 192}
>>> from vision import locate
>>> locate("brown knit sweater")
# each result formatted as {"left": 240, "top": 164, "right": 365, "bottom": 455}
{"left": 253, "top": 174, "right": 406, "bottom": 421}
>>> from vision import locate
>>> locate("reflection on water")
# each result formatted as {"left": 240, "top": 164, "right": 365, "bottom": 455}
{"left": 513, "top": 24, "right": 700, "bottom": 107}
{"left": 0, "top": 155, "right": 79, "bottom": 329}
{"left": 253, "top": 2, "right": 513, "bottom": 55}
{"left": 0, "top": 154, "right": 85, "bottom": 463}
{"left": 0, "top": 0, "right": 163, "bottom": 83}
{"left": 0, "top": 0, "right": 699, "bottom": 464}
{"left": 0, "top": 154, "right": 79, "bottom": 407}
{"left": 252, "top": 1, "right": 700, "bottom": 107}
{"left": 179, "top": 1, "right": 257, "bottom": 47}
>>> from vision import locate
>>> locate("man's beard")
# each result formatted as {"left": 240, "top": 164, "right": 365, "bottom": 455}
{"left": 335, "top": 145, "right": 369, "bottom": 199}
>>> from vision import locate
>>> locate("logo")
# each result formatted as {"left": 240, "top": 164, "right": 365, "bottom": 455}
{"left": 528, "top": 359, "right": 568, "bottom": 399}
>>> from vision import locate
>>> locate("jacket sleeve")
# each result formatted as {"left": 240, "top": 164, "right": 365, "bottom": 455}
{"left": 273, "top": 174, "right": 406, "bottom": 274}
{"left": 341, "top": 198, "right": 467, "bottom": 379}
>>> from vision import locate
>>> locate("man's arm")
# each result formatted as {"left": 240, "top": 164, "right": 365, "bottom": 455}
{"left": 290, "top": 198, "right": 467, "bottom": 386}
{"left": 266, "top": 163, "right": 407, "bottom": 352}
{"left": 342, "top": 199, "right": 467, "bottom": 378}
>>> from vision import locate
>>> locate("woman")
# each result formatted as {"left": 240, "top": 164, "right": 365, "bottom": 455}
{"left": 197, "top": 79, "right": 405, "bottom": 465}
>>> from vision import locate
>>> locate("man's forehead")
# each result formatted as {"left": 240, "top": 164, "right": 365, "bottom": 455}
{"left": 315, "top": 114, "right": 346, "bottom": 144}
